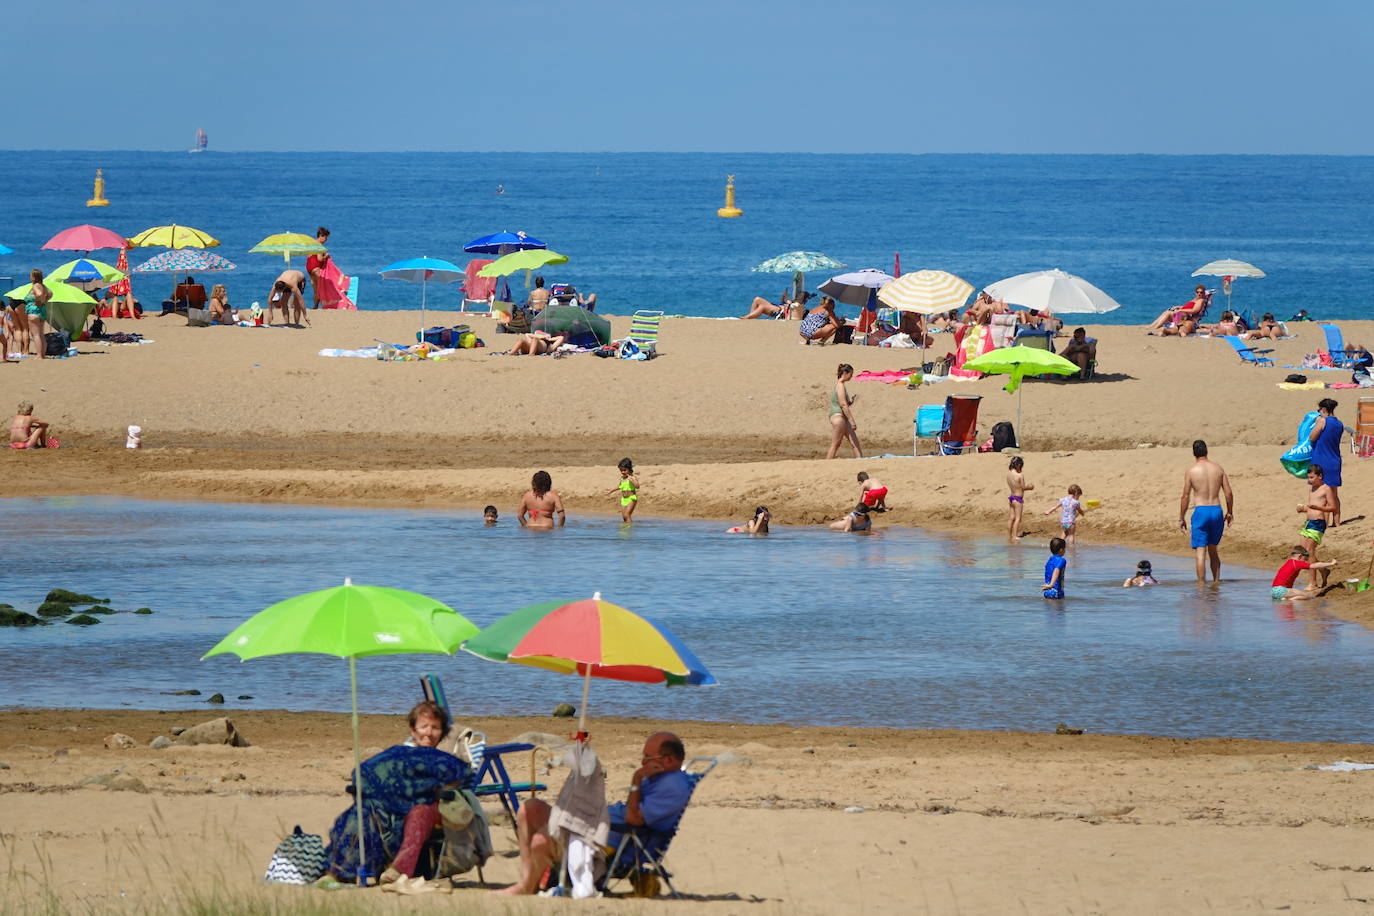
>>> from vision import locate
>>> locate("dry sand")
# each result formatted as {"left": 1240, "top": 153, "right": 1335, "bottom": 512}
{"left": 4, "top": 312, "right": 1374, "bottom": 913}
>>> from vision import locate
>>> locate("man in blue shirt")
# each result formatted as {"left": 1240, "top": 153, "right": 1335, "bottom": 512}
{"left": 499, "top": 731, "right": 690, "bottom": 895}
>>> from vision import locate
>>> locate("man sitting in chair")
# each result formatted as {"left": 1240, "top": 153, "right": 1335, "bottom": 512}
{"left": 1060, "top": 327, "right": 1097, "bottom": 379}
{"left": 499, "top": 731, "right": 690, "bottom": 895}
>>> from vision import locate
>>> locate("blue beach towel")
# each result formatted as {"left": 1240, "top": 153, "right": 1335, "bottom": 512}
{"left": 1280, "top": 411, "right": 1320, "bottom": 478}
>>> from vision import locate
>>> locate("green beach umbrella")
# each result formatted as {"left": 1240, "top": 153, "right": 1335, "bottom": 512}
{"left": 477, "top": 248, "right": 569, "bottom": 290}
{"left": 203, "top": 579, "right": 478, "bottom": 885}
{"left": 962, "top": 345, "right": 1081, "bottom": 446}
{"left": 47, "top": 258, "right": 125, "bottom": 289}
{"left": 4, "top": 281, "right": 99, "bottom": 337}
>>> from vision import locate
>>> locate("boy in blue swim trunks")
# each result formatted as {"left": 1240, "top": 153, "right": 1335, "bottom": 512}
{"left": 1296, "top": 464, "right": 1336, "bottom": 588}
{"left": 1178, "top": 440, "right": 1234, "bottom": 582}
{"left": 1041, "top": 537, "right": 1067, "bottom": 599}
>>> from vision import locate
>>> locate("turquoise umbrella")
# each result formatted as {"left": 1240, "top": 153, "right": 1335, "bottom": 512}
{"left": 753, "top": 251, "right": 848, "bottom": 300}
{"left": 133, "top": 249, "right": 237, "bottom": 273}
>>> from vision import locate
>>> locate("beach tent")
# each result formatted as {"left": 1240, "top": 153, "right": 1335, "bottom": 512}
{"left": 532, "top": 305, "right": 610, "bottom": 348}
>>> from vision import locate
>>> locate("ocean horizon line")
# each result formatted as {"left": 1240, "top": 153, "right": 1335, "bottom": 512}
{"left": 0, "top": 148, "right": 1371, "bottom": 159}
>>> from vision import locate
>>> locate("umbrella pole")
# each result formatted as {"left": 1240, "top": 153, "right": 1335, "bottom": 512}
{"left": 577, "top": 666, "right": 591, "bottom": 741}
{"left": 1017, "top": 384, "right": 1024, "bottom": 448}
{"left": 349, "top": 654, "right": 369, "bottom": 886}
{"left": 420, "top": 280, "right": 427, "bottom": 342}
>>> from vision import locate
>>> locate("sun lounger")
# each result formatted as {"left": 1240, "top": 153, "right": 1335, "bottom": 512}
{"left": 1221, "top": 335, "right": 1275, "bottom": 366}
{"left": 626, "top": 310, "right": 663, "bottom": 354}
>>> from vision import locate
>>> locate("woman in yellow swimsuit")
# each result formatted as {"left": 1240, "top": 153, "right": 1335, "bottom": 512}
{"left": 607, "top": 457, "right": 639, "bottom": 522}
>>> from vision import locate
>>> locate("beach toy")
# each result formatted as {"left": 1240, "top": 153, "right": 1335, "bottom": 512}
{"left": 86, "top": 169, "right": 108, "bottom": 208}
{"left": 717, "top": 174, "right": 742, "bottom": 218}
{"left": 1084, "top": 499, "right": 1101, "bottom": 509}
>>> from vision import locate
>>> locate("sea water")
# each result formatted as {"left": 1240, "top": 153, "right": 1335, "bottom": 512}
{"left": 0, "top": 151, "right": 1371, "bottom": 324}
{"left": 1, "top": 497, "right": 1372, "bottom": 743}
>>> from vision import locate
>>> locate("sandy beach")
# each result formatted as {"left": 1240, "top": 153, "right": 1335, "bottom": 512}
{"left": 4, "top": 310, "right": 1374, "bottom": 913}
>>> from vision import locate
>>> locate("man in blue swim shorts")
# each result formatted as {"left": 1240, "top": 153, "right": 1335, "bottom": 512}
{"left": 1178, "top": 440, "right": 1235, "bottom": 582}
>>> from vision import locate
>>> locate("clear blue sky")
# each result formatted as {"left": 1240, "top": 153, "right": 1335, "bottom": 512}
{"left": 10, "top": 0, "right": 1369, "bottom": 153}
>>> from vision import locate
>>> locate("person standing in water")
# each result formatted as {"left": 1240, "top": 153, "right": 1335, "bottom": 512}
{"left": 519, "top": 471, "right": 565, "bottom": 529}
{"left": 1006, "top": 456, "right": 1032, "bottom": 542}
{"left": 1179, "top": 439, "right": 1234, "bottom": 582}
{"left": 608, "top": 457, "right": 639, "bottom": 522}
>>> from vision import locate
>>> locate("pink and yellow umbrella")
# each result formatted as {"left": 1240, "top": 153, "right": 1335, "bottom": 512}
{"left": 462, "top": 593, "right": 716, "bottom": 738}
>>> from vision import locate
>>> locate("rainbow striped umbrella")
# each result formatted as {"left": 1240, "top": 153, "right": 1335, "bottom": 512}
{"left": 463, "top": 593, "right": 715, "bottom": 737}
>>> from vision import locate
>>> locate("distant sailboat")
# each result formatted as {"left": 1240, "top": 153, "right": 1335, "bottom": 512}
{"left": 189, "top": 128, "right": 207, "bottom": 154}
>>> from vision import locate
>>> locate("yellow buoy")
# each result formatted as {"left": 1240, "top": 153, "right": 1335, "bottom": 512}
{"left": 716, "top": 174, "right": 742, "bottom": 218}
{"left": 86, "top": 169, "right": 109, "bottom": 207}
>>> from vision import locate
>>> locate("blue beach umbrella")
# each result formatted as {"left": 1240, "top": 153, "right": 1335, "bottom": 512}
{"left": 462, "top": 230, "right": 547, "bottom": 255}
{"left": 379, "top": 257, "right": 465, "bottom": 337}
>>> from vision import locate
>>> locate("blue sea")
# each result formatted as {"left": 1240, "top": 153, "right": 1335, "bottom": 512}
{"left": 4, "top": 497, "right": 1374, "bottom": 743}
{"left": 0, "top": 152, "right": 1370, "bottom": 323}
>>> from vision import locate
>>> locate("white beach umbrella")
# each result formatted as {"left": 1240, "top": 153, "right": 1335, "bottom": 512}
{"left": 1192, "top": 259, "right": 1265, "bottom": 315}
{"left": 983, "top": 268, "right": 1122, "bottom": 315}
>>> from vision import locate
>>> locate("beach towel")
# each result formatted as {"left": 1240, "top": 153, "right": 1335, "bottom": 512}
{"left": 949, "top": 324, "right": 991, "bottom": 378}
{"left": 318, "top": 259, "right": 357, "bottom": 310}
{"left": 854, "top": 370, "right": 916, "bottom": 384}
{"left": 990, "top": 312, "right": 1019, "bottom": 349}
{"left": 464, "top": 260, "right": 496, "bottom": 302}
{"left": 1280, "top": 411, "right": 1320, "bottom": 477}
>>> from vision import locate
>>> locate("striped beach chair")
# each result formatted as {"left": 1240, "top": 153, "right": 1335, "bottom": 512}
{"left": 627, "top": 310, "right": 663, "bottom": 355}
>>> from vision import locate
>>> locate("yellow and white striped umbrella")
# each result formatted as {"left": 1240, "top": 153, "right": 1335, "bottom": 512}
{"left": 1192, "top": 259, "right": 1265, "bottom": 278}
{"left": 876, "top": 269, "right": 974, "bottom": 314}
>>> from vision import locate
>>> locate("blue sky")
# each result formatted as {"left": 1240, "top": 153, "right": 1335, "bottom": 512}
{"left": 9, "top": 0, "right": 1368, "bottom": 153}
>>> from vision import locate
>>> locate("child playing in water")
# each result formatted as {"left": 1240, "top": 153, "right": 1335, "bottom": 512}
{"left": 1045, "top": 484, "right": 1085, "bottom": 544}
{"left": 607, "top": 457, "right": 639, "bottom": 522}
{"left": 1296, "top": 464, "right": 1336, "bottom": 587}
{"left": 857, "top": 472, "right": 888, "bottom": 512}
{"left": 1006, "top": 457, "right": 1032, "bottom": 542}
{"left": 1123, "top": 560, "right": 1157, "bottom": 587}
{"left": 726, "top": 506, "right": 770, "bottom": 534}
{"left": 483, "top": 506, "right": 498, "bottom": 526}
{"left": 1270, "top": 544, "right": 1338, "bottom": 601}
{"left": 829, "top": 502, "right": 872, "bottom": 533}
{"left": 1041, "top": 537, "right": 1067, "bottom": 599}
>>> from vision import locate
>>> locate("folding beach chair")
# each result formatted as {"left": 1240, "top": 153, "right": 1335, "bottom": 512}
{"left": 599, "top": 757, "right": 717, "bottom": 899}
{"left": 914, "top": 396, "right": 981, "bottom": 456}
{"left": 1221, "top": 335, "right": 1275, "bottom": 366}
{"left": 626, "top": 310, "right": 663, "bottom": 355}
{"left": 1014, "top": 328, "right": 1056, "bottom": 352}
{"left": 1354, "top": 397, "right": 1374, "bottom": 460}
{"left": 1319, "top": 324, "right": 1362, "bottom": 369}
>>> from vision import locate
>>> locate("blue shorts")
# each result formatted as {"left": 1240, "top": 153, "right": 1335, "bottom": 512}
{"left": 1043, "top": 588, "right": 1063, "bottom": 600}
{"left": 1190, "top": 505, "right": 1225, "bottom": 548}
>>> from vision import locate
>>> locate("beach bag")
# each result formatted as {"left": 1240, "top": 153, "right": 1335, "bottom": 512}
{"left": 1280, "top": 410, "right": 1320, "bottom": 478}
{"left": 433, "top": 786, "right": 492, "bottom": 878}
{"left": 264, "top": 825, "right": 327, "bottom": 885}
{"left": 44, "top": 332, "right": 67, "bottom": 357}
{"left": 1301, "top": 353, "right": 1321, "bottom": 369}
{"left": 1284, "top": 374, "right": 1308, "bottom": 384}
{"left": 991, "top": 421, "right": 1018, "bottom": 452}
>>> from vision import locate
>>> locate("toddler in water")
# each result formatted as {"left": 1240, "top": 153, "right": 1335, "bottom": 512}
{"left": 1123, "top": 560, "right": 1157, "bottom": 587}
{"left": 1045, "top": 484, "right": 1085, "bottom": 544}
{"left": 857, "top": 471, "right": 888, "bottom": 512}
{"left": 607, "top": 457, "right": 639, "bottom": 522}
{"left": 1006, "top": 457, "right": 1032, "bottom": 542}
{"left": 726, "top": 506, "right": 770, "bottom": 534}
{"left": 1041, "top": 537, "right": 1067, "bottom": 600}
{"left": 483, "top": 505, "right": 499, "bottom": 526}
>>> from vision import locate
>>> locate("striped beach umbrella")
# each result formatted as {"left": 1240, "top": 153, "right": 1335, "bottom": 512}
{"left": 463, "top": 592, "right": 716, "bottom": 738}
{"left": 1191, "top": 259, "right": 1264, "bottom": 314}
{"left": 1192, "top": 259, "right": 1265, "bottom": 279}
{"left": 47, "top": 258, "right": 125, "bottom": 291}
{"left": 133, "top": 249, "right": 237, "bottom": 273}
{"left": 877, "top": 269, "right": 974, "bottom": 315}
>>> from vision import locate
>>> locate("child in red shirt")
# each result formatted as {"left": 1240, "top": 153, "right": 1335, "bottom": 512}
{"left": 1271, "top": 545, "right": 1337, "bottom": 601}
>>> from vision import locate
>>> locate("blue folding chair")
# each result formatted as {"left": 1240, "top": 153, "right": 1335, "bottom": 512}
{"left": 601, "top": 757, "right": 717, "bottom": 899}
{"left": 1221, "top": 335, "right": 1275, "bottom": 366}
{"left": 1320, "top": 324, "right": 1362, "bottom": 368}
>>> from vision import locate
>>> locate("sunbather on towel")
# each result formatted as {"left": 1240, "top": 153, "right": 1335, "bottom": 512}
{"left": 1243, "top": 314, "right": 1283, "bottom": 341}
{"left": 506, "top": 331, "right": 565, "bottom": 356}
{"left": 499, "top": 731, "right": 690, "bottom": 896}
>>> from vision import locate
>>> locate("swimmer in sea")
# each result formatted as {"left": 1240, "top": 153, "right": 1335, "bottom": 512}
{"left": 607, "top": 457, "right": 639, "bottom": 523}
{"left": 727, "top": 506, "right": 770, "bottom": 534}
{"left": 829, "top": 502, "right": 872, "bottom": 533}
{"left": 483, "top": 505, "right": 499, "bottom": 526}
{"left": 519, "top": 470, "right": 565, "bottom": 529}
{"left": 1007, "top": 456, "right": 1032, "bottom": 542}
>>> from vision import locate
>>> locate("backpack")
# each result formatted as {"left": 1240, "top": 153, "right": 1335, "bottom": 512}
{"left": 433, "top": 786, "right": 492, "bottom": 878}
{"left": 991, "top": 421, "right": 1018, "bottom": 452}
{"left": 44, "top": 332, "right": 68, "bottom": 357}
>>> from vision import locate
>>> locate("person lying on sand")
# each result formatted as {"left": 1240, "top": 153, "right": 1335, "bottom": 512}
{"left": 742, "top": 289, "right": 811, "bottom": 320}
{"left": 506, "top": 331, "right": 566, "bottom": 356}
{"left": 1242, "top": 313, "right": 1283, "bottom": 341}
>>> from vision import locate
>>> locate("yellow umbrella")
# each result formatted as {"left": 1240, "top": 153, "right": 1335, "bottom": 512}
{"left": 250, "top": 232, "right": 326, "bottom": 265}
{"left": 128, "top": 224, "right": 220, "bottom": 249}
{"left": 877, "top": 269, "right": 974, "bottom": 315}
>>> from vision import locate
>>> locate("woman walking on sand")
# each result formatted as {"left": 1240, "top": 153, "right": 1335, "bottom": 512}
{"left": 827, "top": 363, "right": 862, "bottom": 459}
